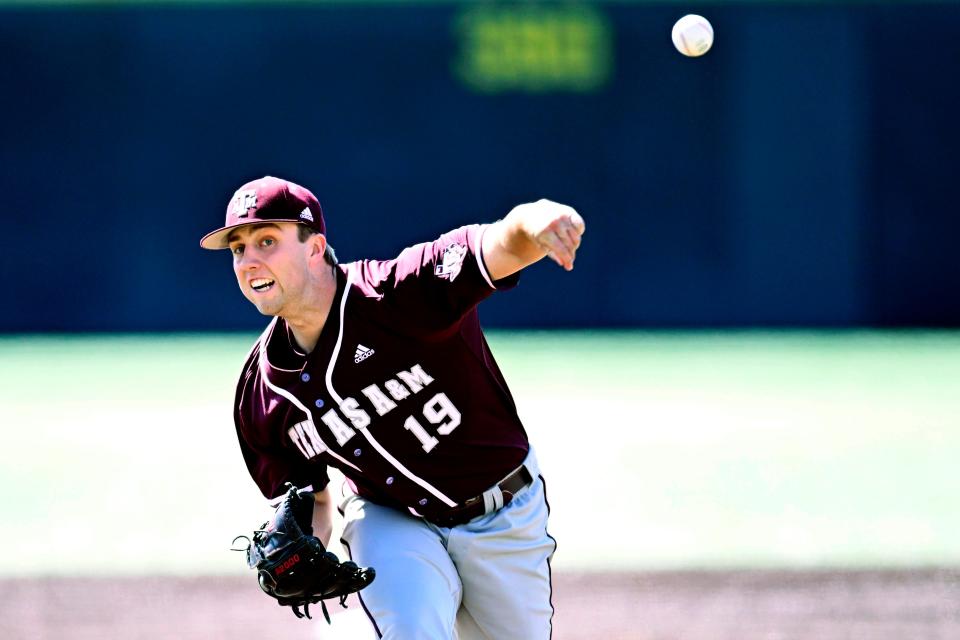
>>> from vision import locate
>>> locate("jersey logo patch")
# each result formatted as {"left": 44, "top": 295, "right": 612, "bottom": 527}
{"left": 435, "top": 243, "right": 468, "bottom": 282}
{"left": 354, "top": 344, "right": 375, "bottom": 363}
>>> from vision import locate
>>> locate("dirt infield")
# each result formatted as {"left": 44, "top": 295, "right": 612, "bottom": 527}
{"left": 3, "top": 569, "right": 958, "bottom": 639}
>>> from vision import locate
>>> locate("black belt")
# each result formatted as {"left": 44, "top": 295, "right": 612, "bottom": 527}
{"left": 428, "top": 464, "right": 534, "bottom": 528}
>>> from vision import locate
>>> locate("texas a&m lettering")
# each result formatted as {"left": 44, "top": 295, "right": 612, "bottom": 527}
{"left": 287, "top": 364, "right": 460, "bottom": 459}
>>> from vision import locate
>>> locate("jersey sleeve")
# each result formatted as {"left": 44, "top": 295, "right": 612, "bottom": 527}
{"left": 234, "top": 363, "right": 331, "bottom": 501}
{"left": 354, "top": 224, "right": 520, "bottom": 336}
{"left": 235, "top": 413, "right": 330, "bottom": 501}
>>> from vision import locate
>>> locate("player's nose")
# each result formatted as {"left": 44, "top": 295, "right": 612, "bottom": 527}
{"left": 235, "top": 250, "right": 262, "bottom": 271}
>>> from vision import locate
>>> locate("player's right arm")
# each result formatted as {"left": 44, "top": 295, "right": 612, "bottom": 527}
{"left": 357, "top": 204, "right": 582, "bottom": 335}
{"left": 481, "top": 199, "right": 586, "bottom": 280}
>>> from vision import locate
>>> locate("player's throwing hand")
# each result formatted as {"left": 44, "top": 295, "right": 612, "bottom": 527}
{"left": 515, "top": 199, "right": 586, "bottom": 271}
{"left": 484, "top": 199, "right": 586, "bottom": 279}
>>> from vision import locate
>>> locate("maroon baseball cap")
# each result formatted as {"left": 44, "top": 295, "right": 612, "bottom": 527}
{"left": 200, "top": 176, "right": 326, "bottom": 250}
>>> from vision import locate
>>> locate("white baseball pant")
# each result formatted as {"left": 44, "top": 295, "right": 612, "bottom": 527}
{"left": 339, "top": 450, "right": 556, "bottom": 639}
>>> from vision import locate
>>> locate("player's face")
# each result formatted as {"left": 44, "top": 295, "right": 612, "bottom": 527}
{"left": 228, "top": 223, "right": 312, "bottom": 317}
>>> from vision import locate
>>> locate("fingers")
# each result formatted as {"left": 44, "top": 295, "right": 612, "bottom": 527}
{"left": 565, "top": 210, "right": 586, "bottom": 237}
{"left": 539, "top": 232, "right": 576, "bottom": 270}
{"left": 538, "top": 210, "right": 585, "bottom": 271}
{"left": 515, "top": 200, "right": 585, "bottom": 271}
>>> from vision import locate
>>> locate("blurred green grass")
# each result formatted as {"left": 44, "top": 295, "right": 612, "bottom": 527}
{"left": 1, "top": 330, "right": 958, "bottom": 575}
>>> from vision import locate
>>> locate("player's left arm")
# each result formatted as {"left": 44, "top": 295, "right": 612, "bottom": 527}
{"left": 481, "top": 199, "right": 586, "bottom": 281}
{"left": 311, "top": 485, "right": 334, "bottom": 548}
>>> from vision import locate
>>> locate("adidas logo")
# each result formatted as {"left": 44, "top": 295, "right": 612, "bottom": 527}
{"left": 354, "top": 344, "right": 375, "bottom": 363}
{"left": 299, "top": 207, "right": 314, "bottom": 222}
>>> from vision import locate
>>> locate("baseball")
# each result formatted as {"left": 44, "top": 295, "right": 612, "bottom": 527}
{"left": 672, "top": 14, "right": 714, "bottom": 57}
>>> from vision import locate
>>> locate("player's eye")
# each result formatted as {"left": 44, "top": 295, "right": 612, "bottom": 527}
{"left": 231, "top": 244, "right": 245, "bottom": 257}
{"left": 260, "top": 237, "right": 276, "bottom": 248}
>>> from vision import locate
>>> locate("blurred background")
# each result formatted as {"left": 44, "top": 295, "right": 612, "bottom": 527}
{"left": 2, "top": 1, "right": 959, "bottom": 638}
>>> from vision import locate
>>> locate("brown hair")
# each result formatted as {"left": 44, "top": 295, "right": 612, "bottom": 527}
{"left": 297, "top": 224, "right": 337, "bottom": 266}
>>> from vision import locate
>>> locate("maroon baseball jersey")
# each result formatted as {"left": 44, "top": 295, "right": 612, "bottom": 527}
{"left": 233, "top": 224, "right": 530, "bottom": 521}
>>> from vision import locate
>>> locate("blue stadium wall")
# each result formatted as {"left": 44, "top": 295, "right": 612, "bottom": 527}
{"left": 2, "top": 2, "right": 958, "bottom": 331}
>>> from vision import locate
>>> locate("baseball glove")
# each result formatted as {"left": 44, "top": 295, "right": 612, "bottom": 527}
{"left": 232, "top": 483, "right": 376, "bottom": 622}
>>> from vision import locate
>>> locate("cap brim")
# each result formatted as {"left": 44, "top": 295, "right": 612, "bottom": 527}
{"left": 199, "top": 219, "right": 307, "bottom": 250}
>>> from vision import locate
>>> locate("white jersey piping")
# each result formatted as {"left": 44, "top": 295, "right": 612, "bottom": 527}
{"left": 474, "top": 224, "right": 496, "bottom": 289}
{"left": 327, "top": 264, "right": 458, "bottom": 508}
{"left": 258, "top": 325, "right": 362, "bottom": 473}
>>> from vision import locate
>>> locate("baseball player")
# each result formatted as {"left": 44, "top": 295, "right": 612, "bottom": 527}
{"left": 201, "top": 176, "right": 585, "bottom": 639}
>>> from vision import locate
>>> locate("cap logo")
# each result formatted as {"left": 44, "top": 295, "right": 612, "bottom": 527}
{"left": 232, "top": 190, "right": 258, "bottom": 218}
{"left": 299, "top": 207, "right": 314, "bottom": 223}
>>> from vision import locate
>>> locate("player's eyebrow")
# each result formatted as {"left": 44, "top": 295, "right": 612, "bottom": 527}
{"left": 227, "top": 223, "right": 282, "bottom": 244}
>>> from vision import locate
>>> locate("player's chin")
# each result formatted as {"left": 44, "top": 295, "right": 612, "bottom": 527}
{"left": 254, "top": 301, "right": 283, "bottom": 317}
{"left": 245, "top": 293, "right": 282, "bottom": 316}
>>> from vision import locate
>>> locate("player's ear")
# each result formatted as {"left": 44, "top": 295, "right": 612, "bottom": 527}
{"left": 309, "top": 234, "right": 327, "bottom": 261}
